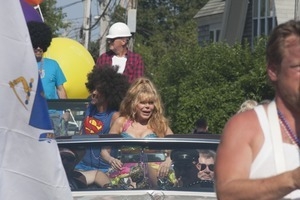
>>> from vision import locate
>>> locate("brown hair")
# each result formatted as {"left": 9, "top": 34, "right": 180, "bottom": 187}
{"left": 267, "top": 20, "right": 300, "bottom": 68}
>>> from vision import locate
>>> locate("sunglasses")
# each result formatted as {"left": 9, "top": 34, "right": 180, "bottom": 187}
{"left": 107, "top": 37, "right": 123, "bottom": 44}
{"left": 33, "top": 48, "right": 43, "bottom": 53}
{"left": 197, "top": 163, "right": 214, "bottom": 171}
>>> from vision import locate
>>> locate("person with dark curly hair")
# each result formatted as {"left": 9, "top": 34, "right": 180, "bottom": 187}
{"left": 75, "top": 65, "right": 130, "bottom": 177}
{"left": 27, "top": 21, "right": 67, "bottom": 99}
{"left": 27, "top": 21, "right": 68, "bottom": 136}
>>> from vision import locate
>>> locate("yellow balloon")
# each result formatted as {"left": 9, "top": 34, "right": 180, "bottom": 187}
{"left": 44, "top": 37, "right": 94, "bottom": 99}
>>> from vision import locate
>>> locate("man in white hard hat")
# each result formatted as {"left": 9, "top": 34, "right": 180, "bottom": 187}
{"left": 96, "top": 22, "right": 145, "bottom": 83}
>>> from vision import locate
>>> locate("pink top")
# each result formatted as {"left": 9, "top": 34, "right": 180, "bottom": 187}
{"left": 122, "top": 119, "right": 133, "bottom": 132}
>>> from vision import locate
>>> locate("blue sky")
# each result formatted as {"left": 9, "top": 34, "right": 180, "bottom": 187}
{"left": 56, "top": 0, "right": 101, "bottom": 41}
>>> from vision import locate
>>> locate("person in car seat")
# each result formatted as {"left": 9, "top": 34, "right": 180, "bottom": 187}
{"left": 100, "top": 77, "right": 173, "bottom": 188}
{"left": 171, "top": 149, "right": 214, "bottom": 190}
{"left": 60, "top": 148, "right": 111, "bottom": 190}
{"left": 75, "top": 66, "right": 129, "bottom": 188}
{"left": 197, "top": 150, "right": 215, "bottom": 181}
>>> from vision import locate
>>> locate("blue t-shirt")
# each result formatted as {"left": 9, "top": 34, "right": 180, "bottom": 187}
{"left": 38, "top": 58, "right": 66, "bottom": 99}
{"left": 76, "top": 104, "right": 116, "bottom": 172}
{"left": 81, "top": 104, "right": 115, "bottom": 135}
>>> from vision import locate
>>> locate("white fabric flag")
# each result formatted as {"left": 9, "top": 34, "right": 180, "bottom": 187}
{"left": 0, "top": 1, "right": 72, "bottom": 199}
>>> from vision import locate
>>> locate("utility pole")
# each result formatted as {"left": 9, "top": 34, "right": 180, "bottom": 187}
{"left": 83, "top": 0, "right": 91, "bottom": 49}
{"left": 127, "top": 0, "right": 137, "bottom": 51}
{"left": 99, "top": 0, "right": 109, "bottom": 56}
{"left": 296, "top": 0, "right": 300, "bottom": 20}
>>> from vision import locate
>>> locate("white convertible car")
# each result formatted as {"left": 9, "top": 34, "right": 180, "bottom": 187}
{"left": 49, "top": 99, "right": 220, "bottom": 200}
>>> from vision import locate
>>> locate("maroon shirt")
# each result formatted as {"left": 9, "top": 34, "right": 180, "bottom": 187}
{"left": 96, "top": 49, "right": 145, "bottom": 83}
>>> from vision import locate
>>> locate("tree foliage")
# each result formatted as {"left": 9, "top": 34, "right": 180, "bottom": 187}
{"left": 150, "top": 38, "right": 273, "bottom": 134}
{"left": 132, "top": 0, "right": 274, "bottom": 134}
{"left": 45, "top": 0, "right": 275, "bottom": 135}
{"left": 40, "top": 0, "right": 70, "bottom": 36}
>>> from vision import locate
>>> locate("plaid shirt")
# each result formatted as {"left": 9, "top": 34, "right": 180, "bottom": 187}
{"left": 96, "top": 49, "right": 145, "bottom": 83}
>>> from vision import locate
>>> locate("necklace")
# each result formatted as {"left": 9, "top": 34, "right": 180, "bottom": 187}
{"left": 277, "top": 110, "right": 300, "bottom": 147}
{"left": 38, "top": 59, "right": 45, "bottom": 78}
{"left": 89, "top": 147, "right": 101, "bottom": 169}
{"left": 90, "top": 147, "right": 101, "bottom": 159}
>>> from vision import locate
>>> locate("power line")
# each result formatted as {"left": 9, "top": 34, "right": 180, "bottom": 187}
{"left": 82, "top": 0, "right": 113, "bottom": 31}
{"left": 59, "top": 1, "right": 83, "bottom": 9}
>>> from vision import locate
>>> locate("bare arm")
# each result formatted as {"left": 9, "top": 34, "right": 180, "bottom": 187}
{"left": 56, "top": 85, "right": 67, "bottom": 99}
{"left": 109, "top": 117, "right": 124, "bottom": 135}
{"left": 110, "top": 112, "right": 120, "bottom": 127}
{"left": 215, "top": 111, "right": 300, "bottom": 200}
{"left": 165, "top": 126, "right": 173, "bottom": 135}
{"left": 101, "top": 146, "right": 123, "bottom": 170}
{"left": 156, "top": 126, "right": 173, "bottom": 177}
{"left": 100, "top": 117, "right": 125, "bottom": 170}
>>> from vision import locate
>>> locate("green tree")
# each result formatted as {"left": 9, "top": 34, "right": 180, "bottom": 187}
{"left": 87, "top": 1, "right": 273, "bottom": 135}
{"left": 130, "top": 0, "right": 274, "bottom": 134}
{"left": 89, "top": 39, "right": 100, "bottom": 63}
{"left": 151, "top": 38, "right": 273, "bottom": 134}
{"left": 39, "top": 0, "right": 70, "bottom": 36}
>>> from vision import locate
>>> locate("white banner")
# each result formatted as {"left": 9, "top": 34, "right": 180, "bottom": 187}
{"left": 0, "top": 0, "right": 72, "bottom": 199}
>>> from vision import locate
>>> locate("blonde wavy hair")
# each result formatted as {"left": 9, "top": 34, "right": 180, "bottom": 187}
{"left": 119, "top": 77, "right": 169, "bottom": 137}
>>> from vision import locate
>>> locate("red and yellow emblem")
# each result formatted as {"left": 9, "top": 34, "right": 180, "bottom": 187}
{"left": 83, "top": 116, "right": 104, "bottom": 134}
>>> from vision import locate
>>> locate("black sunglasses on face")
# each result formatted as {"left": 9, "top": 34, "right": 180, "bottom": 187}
{"left": 198, "top": 163, "right": 214, "bottom": 171}
{"left": 107, "top": 37, "right": 124, "bottom": 44}
{"left": 107, "top": 38, "right": 116, "bottom": 44}
{"left": 33, "top": 48, "right": 43, "bottom": 53}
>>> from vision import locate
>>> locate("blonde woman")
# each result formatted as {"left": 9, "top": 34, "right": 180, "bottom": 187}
{"left": 101, "top": 77, "right": 173, "bottom": 187}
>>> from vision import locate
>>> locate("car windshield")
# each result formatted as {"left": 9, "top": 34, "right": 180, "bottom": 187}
{"left": 49, "top": 99, "right": 219, "bottom": 194}
{"left": 58, "top": 136, "right": 218, "bottom": 193}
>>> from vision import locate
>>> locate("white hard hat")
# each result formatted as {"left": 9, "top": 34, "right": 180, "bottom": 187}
{"left": 106, "top": 22, "right": 132, "bottom": 39}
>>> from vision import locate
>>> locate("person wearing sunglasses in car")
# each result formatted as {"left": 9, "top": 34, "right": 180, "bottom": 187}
{"left": 197, "top": 150, "right": 215, "bottom": 181}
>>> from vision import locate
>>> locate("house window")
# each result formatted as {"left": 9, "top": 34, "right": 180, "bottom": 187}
{"left": 198, "top": 25, "right": 220, "bottom": 46}
{"left": 198, "top": 25, "right": 210, "bottom": 46}
{"left": 210, "top": 29, "right": 221, "bottom": 42}
{"left": 252, "top": 0, "right": 276, "bottom": 39}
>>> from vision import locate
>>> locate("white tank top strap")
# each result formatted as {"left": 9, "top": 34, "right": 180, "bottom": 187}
{"left": 254, "top": 105, "right": 270, "bottom": 140}
{"left": 267, "top": 101, "right": 286, "bottom": 174}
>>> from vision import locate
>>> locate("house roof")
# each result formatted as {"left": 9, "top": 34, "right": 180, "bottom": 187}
{"left": 193, "top": 0, "right": 225, "bottom": 19}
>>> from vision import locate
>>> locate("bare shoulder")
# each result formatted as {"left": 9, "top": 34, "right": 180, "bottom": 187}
{"left": 109, "top": 116, "right": 127, "bottom": 134}
{"left": 217, "top": 108, "right": 264, "bottom": 164}
{"left": 165, "top": 126, "right": 173, "bottom": 135}
{"left": 221, "top": 109, "right": 262, "bottom": 144}
{"left": 111, "top": 112, "right": 120, "bottom": 122}
{"left": 216, "top": 109, "right": 264, "bottom": 181}
{"left": 113, "top": 116, "right": 127, "bottom": 126}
